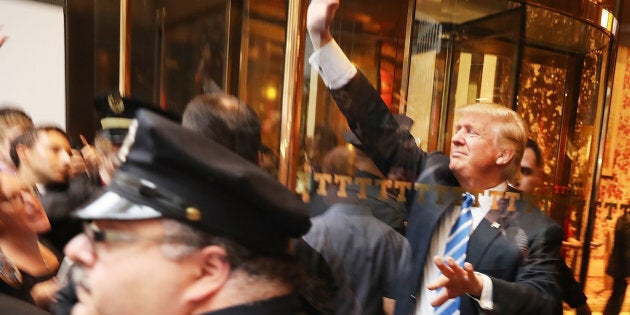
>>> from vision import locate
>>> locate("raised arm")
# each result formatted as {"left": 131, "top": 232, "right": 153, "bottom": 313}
{"left": 306, "top": 0, "right": 426, "bottom": 181}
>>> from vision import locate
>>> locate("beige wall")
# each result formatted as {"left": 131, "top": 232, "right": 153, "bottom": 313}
{"left": 0, "top": 0, "right": 66, "bottom": 128}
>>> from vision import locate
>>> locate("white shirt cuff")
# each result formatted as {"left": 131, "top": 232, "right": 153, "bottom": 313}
{"left": 308, "top": 39, "right": 357, "bottom": 90}
{"left": 467, "top": 272, "right": 493, "bottom": 310}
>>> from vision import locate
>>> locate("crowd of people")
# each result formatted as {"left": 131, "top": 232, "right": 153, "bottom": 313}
{"left": 0, "top": 1, "right": 619, "bottom": 314}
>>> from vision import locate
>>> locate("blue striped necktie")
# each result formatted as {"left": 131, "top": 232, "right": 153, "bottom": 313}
{"left": 434, "top": 192, "right": 474, "bottom": 315}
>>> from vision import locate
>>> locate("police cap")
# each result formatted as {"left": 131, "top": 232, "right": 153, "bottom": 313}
{"left": 94, "top": 92, "right": 180, "bottom": 144}
{"left": 76, "top": 109, "right": 311, "bottom": 254}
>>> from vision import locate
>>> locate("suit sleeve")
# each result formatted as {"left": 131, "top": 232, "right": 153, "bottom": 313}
{"left": 606, "top": 214, "right": 630, "bottom": 278}
{"left": 329, "top": 72, "right": 425, "bottom": 181}
{"left": 621, "top": 215, "right": 630, "bottom": 277}
{"left": 383, "top": 231, "right": 412, "bottom": 298}
{"left": 489, "top": 221, "right": 564, "bottom": 314}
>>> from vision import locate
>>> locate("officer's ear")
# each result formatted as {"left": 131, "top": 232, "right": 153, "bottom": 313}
{"left": 182, "top": 245, "right": 231, "bottom": 303}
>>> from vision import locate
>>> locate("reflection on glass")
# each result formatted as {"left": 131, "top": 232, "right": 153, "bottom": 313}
{"left": 94, "top": 0, "right": 121, "bottom": 95}
{"left": 298, "top": 0, "right": 410, "bottom": 198}
{"left": 409, "top": 2, "right": 523, "bottom": 152}
{"left": 104, "top": 0, "right": 289, "bottom": 180}
{"left": 516, "top": 8, "right": 611, "bottom": 283}
{"left": 239, "top": 0, "right": 287, "bottom": 168}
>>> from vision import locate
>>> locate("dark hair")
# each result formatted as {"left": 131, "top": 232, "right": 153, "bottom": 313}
{"left": 182, "top": 94, "right": 261, "bottom": 163}
{"left": 217, "top": 236, "right": 306, "bottom": 289}
{"left": 10, "top": 126, "right": 69, "bottom": 168}
{"left": 526, "top": 138, "right": 543, "bottom": 168}
{"left": 0, "top": 107, "right": 33, "bottom": 141}
{"left": 164, "top": 219, "right": 306, "bottom": 289}
{"left": 308, "top": 125, "right": 339, "bottom": 171}
{"left": 322, "top": 145, "right": 354, "bottom": 177}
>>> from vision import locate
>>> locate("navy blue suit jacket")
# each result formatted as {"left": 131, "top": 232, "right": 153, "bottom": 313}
{"left": 328, "top": 72, "right": 563, "bottom": 315}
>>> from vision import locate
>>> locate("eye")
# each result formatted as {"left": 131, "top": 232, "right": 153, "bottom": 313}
{"left": 521, "top": 167, "right": 533, "bottom": 175}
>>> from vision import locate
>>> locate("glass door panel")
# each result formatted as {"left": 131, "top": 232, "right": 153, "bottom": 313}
{"left": 409, "top": 1, "right": 523, "bottom": 153}
{"left": 298, "top": 0, "right": 410, "bottom": 199}
{"left": 515, "top": 4, "right": 612, "bottom": 297}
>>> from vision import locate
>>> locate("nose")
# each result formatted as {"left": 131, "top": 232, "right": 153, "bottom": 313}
{"left": 451, "top": 128, "right": 466, "bottom": 145}
{"left": 61, "top": 151, "right": 73, "bottom": 163}
{"left": 60, "top": 150, "right": 72, "bottom": 165}
{"left": 64, "top": 233, "right": 97, "bottom": 267}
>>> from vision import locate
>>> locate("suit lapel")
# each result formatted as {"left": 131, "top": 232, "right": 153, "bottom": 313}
{"left": 467, "top": 190, "right": 518, "bottom": 266}
{"left": 467, "top": 218, "right": 502, "bottom": 266}
{"left": 410, "top": 192, "right": 456, "bottom": 261}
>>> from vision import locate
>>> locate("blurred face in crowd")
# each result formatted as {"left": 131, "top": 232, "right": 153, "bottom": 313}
{"left": 0, "top": 173, "right": 50, "bottom": 234}
{"left": 515, "top": 147, "right": 543, "bottom": 194}
{"left": 65, "top": 219, "right": 205, "bottom": 315}
{"left": 27, "top": 130, "right": 72, "bottom": 184}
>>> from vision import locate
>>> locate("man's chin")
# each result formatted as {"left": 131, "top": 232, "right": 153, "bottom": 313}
{"left": 71, "top": 301, "right": 98, "bottom": 315}
{"left": 73, "top": 286, "right": 98, "bottom": 315}
{"left": 448, "top": 160, "right": 461, "bottom": 171}
{"left": 31, "top": 221, "right": 51, "bottom": 234}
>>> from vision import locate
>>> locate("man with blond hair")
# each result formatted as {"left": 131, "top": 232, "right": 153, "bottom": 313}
{"left": 307, "top": 1, "right": 564, "bottom": 314}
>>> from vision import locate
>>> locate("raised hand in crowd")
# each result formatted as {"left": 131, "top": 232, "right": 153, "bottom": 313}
{"left": 306, "top": 0, "right": 337, "bottom": 49}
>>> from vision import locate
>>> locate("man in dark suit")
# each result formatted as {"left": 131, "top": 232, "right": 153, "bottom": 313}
{"left": 307, "top": 123, "right": 408, "bottom": 234}
{"left": 11, "top": 126, "right": 97, "bottom": 257}
{"left": 514, "top": 139, "right": 591, "bottom": 315}
{"left": 306, "top": 1, "right": 564, "bottom": 314}
{"left": 603, "top": 212, "right": 630, "bottom": 315}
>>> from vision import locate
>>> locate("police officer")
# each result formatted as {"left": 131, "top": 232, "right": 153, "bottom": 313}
{"left": 63, "top": 109, "right": 311, "bottom": 315}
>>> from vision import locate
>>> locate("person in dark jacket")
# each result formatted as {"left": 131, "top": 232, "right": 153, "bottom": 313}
{"left": 513, "top": 139, "right": 591, "bottom": 315}
{"left": 603, "top": 212, "right": 630, "bottom": 315}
